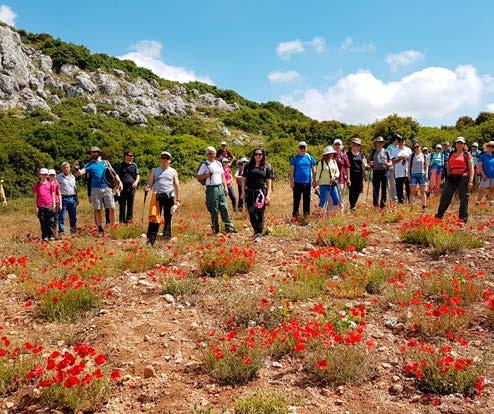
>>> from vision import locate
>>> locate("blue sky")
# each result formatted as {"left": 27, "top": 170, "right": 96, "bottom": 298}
{"left": 2, "top": 0, "right": 494, "bottom": 125}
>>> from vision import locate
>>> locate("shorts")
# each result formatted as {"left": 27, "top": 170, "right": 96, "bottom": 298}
{"left": 410, "top": 173, "right": 427, "bottom": 186}
{"left": 90, "top": 187, "right": 115, "bottom": 210}
{"left": 479, "top": 177, "right": 494, "bottom": 189}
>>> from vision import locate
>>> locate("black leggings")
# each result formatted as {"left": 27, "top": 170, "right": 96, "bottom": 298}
{"left": 146, "top": 193, "right": 174, "bottom": 244}
{"left": 246, "top": 189, "right": 266, "bottom": 235}
{"left": 292, "top": 183, "right": 311, "bottom": 217}
{"left": 348, "top": 173, "right": 363, "bottom": 209}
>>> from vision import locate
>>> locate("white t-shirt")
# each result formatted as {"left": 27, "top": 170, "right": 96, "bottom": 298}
{"left": 391, "top": 146, "right": 412, "bottom": 178}
{"left": 197, "top": 160, "right": 224, "bottom": 185}
{"left": 152, "top": 167, "right": 177, "bottom": 195}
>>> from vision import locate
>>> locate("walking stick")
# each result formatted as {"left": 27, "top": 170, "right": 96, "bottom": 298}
{"left": 141, "top": 191, "right": 148, "bottom": 224}
{"left": 365, "top": 170, "right": 372, "bottom": 204}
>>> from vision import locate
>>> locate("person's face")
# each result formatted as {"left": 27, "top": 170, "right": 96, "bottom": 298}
{"left": 472, "top": 146, "right": 478, "bottom": 151}
{"left": 351, "top": 143, "right": 361, "bottom": 151}
{"left": 221, "top": 144, "right": 227, "bottom": 151}
{"left": 397, "top": 140, "right": 405, "bottom": 147}
{"left": 207, "top": 151, "right": 215, "bottom": 160}
{"left": 40, "top": 173, "right": 48, "bottom": 181}
{"left": 91, "top": 151, "right": 100, "bottom": 160}
{"left": 299, "top": 145, "right": 306, "bottom": 153}
{"left": 376, "top": 142, "right": 384, "bottom": 148}
{"left": 48, "top": 174, "right": 55, "bottom": 181}
{"left": 62, "top": 165, "right": 70, "bottom": 174}
{"left": 455, "top": 142, "right": 464, "bottom": 150}
{"left": 334, "top": 142, "right": 342, "bottom": 151}
{"left": 436, "top": 147, "right": 441, "bottom": 152}
{"left": 413, "top": 144, "right": 420, "bottom": 152}
{"left": 125, "top": 154, "right": 134, "bottom": 162}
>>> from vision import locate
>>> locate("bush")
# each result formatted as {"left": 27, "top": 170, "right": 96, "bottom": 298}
{"left": 235, "top": 391, "right": 294, "bottom": 414}
{"left": 198, "top": 243, "right": 256, "bottom": 277}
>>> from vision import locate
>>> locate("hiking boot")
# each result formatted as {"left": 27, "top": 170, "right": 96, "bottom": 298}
{"left": 254, "top": 233, "right": 262, "bottom": 243}
{"left": 225, "top": 228, "right": 238, "bottom": 234}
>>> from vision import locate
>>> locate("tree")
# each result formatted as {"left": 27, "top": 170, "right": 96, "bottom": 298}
{"left": 475, "top": 112, "right": 494, "bottom": 126}
{"left": 455, "top": 116, "right": 475, "bottom": 130}
{"left": 371, "top": 114, "right": 420, "bottom": 144}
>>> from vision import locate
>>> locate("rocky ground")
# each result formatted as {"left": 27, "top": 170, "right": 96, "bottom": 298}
{"left": 0, "top": 186, "right": 493, "bottom": 413}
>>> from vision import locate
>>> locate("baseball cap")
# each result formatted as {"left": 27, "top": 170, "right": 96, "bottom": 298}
{"left": 88, "top": 146, "right": 101, "bottom": 154}
{"left": 374, "top": 136, "right": 385, "bottom": 143}
{"left": 221, "top": 141, "right": 227, "bottom": 146}
{"left": 221, "top": 158, "right": 229, "bottom": 163}
{"left": 435, "top": 144, "right": 442, "bottom": 149}
{"left": 48, "top": 169, "right": 56, "bottom": 175}
{"left": 205, "top": 146, "right": 216, "bottom": 154}
{"left": 298, "top": 141, "right": 307, "bottom": 147}
{"left": 239, "top": 157, "right": 249, "bottom": 163}
{"left": 333, "top": 139, "right": 343, "bottom": 145}
{"left": 351, "top": 138, "right": 362, "bottom": 145}
{"left": 160, "top": 151, "right": 172, "bottom": 159}
{"left": 39, "top": 168, "right": 49, "bottom": 175}
{"left": 471, "top": 142, "right": 479, "bottom": 147}
{"left": 455, "top": 137, "right": 466, "bottom": 144}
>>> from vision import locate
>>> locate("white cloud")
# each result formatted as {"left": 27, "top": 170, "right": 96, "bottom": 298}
{"left": 339, "top": 37, "right": 375, "bottom": 53}
{"left": 118, "top": 40, "right": 213, "bottom": 84}
{"left": 0, "top": 4, "right": 16, "bottom": 26}
{"left": 276, "top": 36, "right": 326, "bottom": 59}
{"left": 487, "top": 103, "right": 494, "bottom": 112}
{"left": 281, "top": 65, "right": 487, "bottom": 125}
{"left": 386, "top": 50, "right": 425, "bottom": 71}
{"left": 267, "top": 70, "right": 301, "bottom": 84}
{"left": 276, "top": 40, "right": 305, "bottom": 59}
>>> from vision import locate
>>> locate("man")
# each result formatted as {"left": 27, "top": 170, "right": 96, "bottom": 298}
{"left": 197, "top": 146, "right": 237, "bottom": 234}
{"left": 75, "top": 146, "right": 122, "bottom": 235}
{"left": 346, "top": 138, "right": 368, "bottom": 210}
{"left": 115, "top": 150, "right": 140, "bottom": 223}
{"left": 476, "top": 141, "right": 494, "bottom": 205}
{"left": 470, "top": 142, "right": 482, "bottom": 189}
{"left": 386, "top": 134, "right": 400, "bottom": 203}
{"left": 290, "top": 141, "right": 316, "bottom": 221}
{"left": 56, "top": 162, "right": 78, "bottom": 235}
{"left": 216, "top": 141, "right": 234, "bottom": 162}
{"left": 391, "top": 136, "right": 412, "bottom": 204}
{"left": 369, "top": 136, "right": 392, "bottom": 209}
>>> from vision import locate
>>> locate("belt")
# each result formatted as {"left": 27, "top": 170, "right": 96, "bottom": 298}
{"left": 206, "top": 184, "right": 223, "bottom": 187}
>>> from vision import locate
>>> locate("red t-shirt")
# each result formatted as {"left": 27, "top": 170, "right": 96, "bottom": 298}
{"left": 334, "top": 151, "right": 350, "bottom": 183}
{"left": 448, "top": 152, "right": 472, "bottom": 176}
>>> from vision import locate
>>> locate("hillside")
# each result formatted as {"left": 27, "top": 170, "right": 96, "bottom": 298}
{"left": 0, "top": 23, "right": 494, "bottom": 197}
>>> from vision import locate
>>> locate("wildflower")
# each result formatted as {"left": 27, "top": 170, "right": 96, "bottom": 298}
{"left": 317, "top": 359, "right": 328, "bottom": 369}
{"left": 110, "top": 369, "right": 122, "bottom": 382}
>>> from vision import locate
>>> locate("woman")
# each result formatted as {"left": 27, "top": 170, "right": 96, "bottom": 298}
{"left": 144, "top": 151, "right": 181, "bottom": 245}
{"left": 314, "top": 146, "right": 340, "bottom": 216}
{"left": 33, "top": 168, "right": 56, "bottom": 241}
{"left": 346, "top": 138, "right": 368, "bottom": 210}
{"left": 476, "top": 141, "right": 494, "bottom": 205}
{"left": 435, "top": 137, "right": 474, "bottom": 223}
{"left": 48, "top": 169, "right": 62, "bottom": 237}
{"left": 333, "top": 139, "right": 350, "bottom": 211}
{"left": 234, "top": 157, "right": 249, "bottom": 212}
{"left": 222, "top": 158, "right": 238, "bottom": 212}
{"left": 241, "top": 148, "right": 273, "bottom": 242}
{"left": 408, "top": 143, "right": 428, "bottom": 209}
{"left": 428, "top": 144, "right": 444, "bottom": 196}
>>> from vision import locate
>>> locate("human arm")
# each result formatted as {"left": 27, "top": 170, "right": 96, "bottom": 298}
{"left": 468, "top": 156, "right": 474, "bottom": 189}
{"left": 133, "top": 175, "right": 140, "bottom": 189}
{"left": 241, "top": 176, "right": 246, "bottom": 200}
{"left": 289, "top": 165, "right": 295, "bottom": 189}
{"left": 144, "top": 170, "right": 155, "bottom": 192}
{"left": 0, "top": 183, "right": 6, "bottom": 208}
{"left": 173, "top": 173, "right": 180, "bottom": 206}
{"left": 265, "top": 179, "right": 272, "bottom": 205}
{"left": 476, "top": 161, "right": 486, "bottom": 179}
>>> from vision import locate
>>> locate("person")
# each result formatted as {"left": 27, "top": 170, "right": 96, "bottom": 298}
{"left": 409, "top": 143, "right": 428, "bottom": 209}
{"left": 235, "top": 157, "right": 249, "bottom": 212}
{"left": 241, "top": 148, "right": 273, "bottom": 242}
{"left": 391, "top": 136, "right": 412, "bottom": 204}
{"left": 290, "top": 141, "right": 316, "bottom": 221}
{"left": 75, "top": 146, "right": 122, "bottom": 235}
{"left": 333, "top": 139, "right": 350, "bottom": 211}
{"left": 442, "top": 142, "right": 453, "bottom": 180}
{"left": 0, "top": 180, "right": 7, "bottom": 208}
{"left": 369, "top": 136, "right": 392, "bottom": 209}
{"left": 222, "top": 158, "right": 238, "bottom": 212}
{"left": 346, "top": 138, "right": 368, "bottom": 210}
{"left": 314, "top": 146, "right": 340, "bottom": 215}
{"left": 56, "top": 162, "right": 78, "bottom": 235}
{"left": 470, "top": 142, "right": 482, "bottom": 189}
{"left": 33, "top": 168, "right": 56, "bottom": 241}
{"left": 216, "top": 141, "right": 234, "bottom": 162}
{"left": 386, "top": 134, "right": 400, "bottom": 204}
{"left": 197, "top": 146, "right": 237, "bottom": 234}
{"left": 429, "top": 144, "right": 445, "bottom": 196}
{"left": 476, "top": 141, "right": 494, "bottom": 205}
{"left": 115, "top": 150, "right": 140, "bottom": 223}
{"left": 144, "top": 151, "right": 180, "bottom": 244}
{"left": 48, "top": 169, "right": 61, "bottom": 237}
{"left": 436, "top": 137, "right": 474, "bottom": 223}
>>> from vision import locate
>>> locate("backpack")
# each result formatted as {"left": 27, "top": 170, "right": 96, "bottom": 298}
{"left": 196, "top": 160, "right": 211, "bottom": 186}
{"left": 103, "top": 160, "right": 119, "bottom": 189}
{"left": 317, "top": 159, "right": 334, "bottom": 182}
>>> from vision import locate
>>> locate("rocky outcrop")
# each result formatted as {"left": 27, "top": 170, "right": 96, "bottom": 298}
{"left": 0, "top": 25, "right": 240, "bottom": 122}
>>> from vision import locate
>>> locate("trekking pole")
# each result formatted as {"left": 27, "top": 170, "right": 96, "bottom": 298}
{"left": 365, "top": 170, "right": 372, "bottom": 204}
{"left": 141, "top": 190, "right": 148, "bottom": 224}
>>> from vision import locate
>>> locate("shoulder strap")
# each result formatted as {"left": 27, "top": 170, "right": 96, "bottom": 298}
{"left": 370, "top": 149, "right": 376, "bottom": 161}
{"left": 409, "top": 152, "right": 415, "bottom": 175}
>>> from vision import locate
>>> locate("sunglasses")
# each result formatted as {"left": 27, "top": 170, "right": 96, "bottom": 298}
{"left": 161, "top": 156, "right": 171, "bottom": 160}
{"left": 254, "top": 153, "right": 263, "bottom": 156}
{"left": 334, "top": 143, "right": 341, "bottom": 146}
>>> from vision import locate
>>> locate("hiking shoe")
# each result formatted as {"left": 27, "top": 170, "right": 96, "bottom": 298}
{"left": 226, "top": 228, "right": 238, "bottom": 234}
{"left": 42, "top": 237, "right": 49, "bottom": 242}
{"left": 49, "top": 237, "right": 56, "bottom": 241}
{"left": 254, "top": 233, "right": 262, "bottom": 243}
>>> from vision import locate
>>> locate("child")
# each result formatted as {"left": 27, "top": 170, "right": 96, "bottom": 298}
{"left": 48, "top": 169, "right": 62, "bottom": 237}
{"left": 222, "top": 158, "right": 238, "bottom": 212}
{"left": 33, "top": 168, "right": 56, "bottom": 241}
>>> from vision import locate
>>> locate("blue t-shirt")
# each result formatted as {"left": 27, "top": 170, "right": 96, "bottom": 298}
{"left": 479, "top": 152, "right": 494, "bottom": 178}
{"left": 84, "top": 160, "right": 108, "bottom": 189}
{"left": 290, "top": 153, "right": 316, "bottom": 184}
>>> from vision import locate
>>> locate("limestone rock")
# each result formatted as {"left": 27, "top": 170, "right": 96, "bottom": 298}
{"left": 75, "top": 73, "right": 97, "bottom": 93}
{"left": 60, "top": 63, "right": 80, "bottom": 77}
{"left": 39, "top": 55, "right": 53, "bottom": 73}
{"left": 127, "top": 111, "right": 147, "bottom": 125}
{"left": 82, "top": 103, "right": 97, "bottom": 114}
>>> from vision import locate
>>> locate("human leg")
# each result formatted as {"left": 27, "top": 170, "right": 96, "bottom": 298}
{"left": 292, "top": 183, "right": 303, "bottom": 217}
{"left": 435, "top": 179, "right": 459, "bottom": 219}
{"left": 206, "top": 186, "right": 220, "bottom": 233}
{"left": 302, "top": 184, "right": 311, "bottom": 216}
{"left": 457, "top": 176, "right": 469, "bottom": 222}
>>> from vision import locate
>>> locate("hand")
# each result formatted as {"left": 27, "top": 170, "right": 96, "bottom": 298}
{"left": 35, "top": 207, "right": 39, "bottom": 215}
{"left": 290, "top": 181, "right": 294, "bottom": 189}
{"left": 55, "top": 203, "right": 61, "bottom": 213}
{"left": 132, "top": 182, "right": 138, "bottom": 189}
{"left": 224, "top": 189, "right": 228, "bottom": 195}
{"left": 265, "top": 196, "right": 270, "bottom": 205}
{"left": 240, "top": 193, "right": 246, "bottom": 200}
{"left": 75, "top": 198, "right": 80, "bottom": 207}
{"left": 468, "top": 182, "right": 474, "bottom": 190}
{"left": 144, "top": 185, "right": 150, "bottom": 193}
{"left": 347, "top": 180, "right": 351, "bottom": 187}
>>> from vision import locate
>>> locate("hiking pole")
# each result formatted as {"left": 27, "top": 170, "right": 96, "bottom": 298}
{"left": 141, "top": 190, "right": 148, "bottom": 223}
{"left": 365, "top": 170, "right": 372, "bottom": 204}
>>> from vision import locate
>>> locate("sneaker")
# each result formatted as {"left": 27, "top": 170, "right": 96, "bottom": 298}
{"left": 225, "top": 228, "right": 238, "bottom": 234}
{"left": 254, "top": 233, "right": 262, "bottom": 243}
{"left": 49, "top": 237, "right": 56, "bottom": 241}
{"left": 42, "top": 237, "right": 49, "bottom": 242}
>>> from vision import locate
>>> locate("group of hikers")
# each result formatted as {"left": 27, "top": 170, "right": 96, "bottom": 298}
{"left": 30, "top": 135, "right": 494, "bottom": 243}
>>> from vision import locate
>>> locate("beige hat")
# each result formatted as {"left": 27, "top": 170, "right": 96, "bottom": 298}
{"left": 88, "top": 146, "right": 101, "bottom": 154}
{"left": 205, "top": 146, "right": 216, "bottom": 154}
{"left": 455, "top": 136, "right": 466, "bottom": 144}
{"left": 483, "top": 141, "right": 494, "bottom": 150}
{"left": 48, "top": 169, "right": 56, "bottom": 175}
{"left": 220, "top": 141, "right": 227, "bottom": 146}
{"left": 351, "top": 138, "right": 362, "bottom": 145}
{"left": 333, "top": 139, "right": 343, "bottom": 145}
{"left": 374, "top": 136, "right": 385, "bottom": 143}
{"left": 160, "top": 151, "right": 171, "bottom": 158}
{"left": 435, "top": 144, "right": 442, "bottom": 149}
{"left": 323, "top": 146, "right": 336, "bottom": 155}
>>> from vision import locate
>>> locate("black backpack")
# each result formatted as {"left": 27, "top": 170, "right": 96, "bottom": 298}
{"left": 103, "top": 160, "right": 119, "bottom": 189}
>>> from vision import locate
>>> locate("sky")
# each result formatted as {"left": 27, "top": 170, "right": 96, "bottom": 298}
{"left": 1, "top": 0, "right": 494, "bottom": 126}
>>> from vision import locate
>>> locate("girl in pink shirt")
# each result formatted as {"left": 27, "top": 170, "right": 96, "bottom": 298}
{"left": 32, "top": 168, "right": 56, "bottom": 241}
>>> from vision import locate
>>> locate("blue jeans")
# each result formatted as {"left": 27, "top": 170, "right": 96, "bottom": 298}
{"left": 59, "top": 195, "right": 77, "bottom": 233}
{"left": 318, "top": 184, "right": 339, "bottom": 208}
